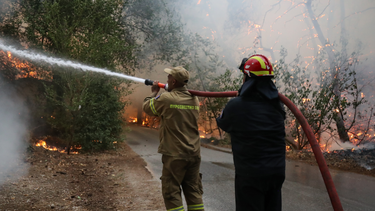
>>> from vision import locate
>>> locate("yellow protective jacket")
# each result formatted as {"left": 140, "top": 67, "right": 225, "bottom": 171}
{"left": 142, "top": 86, "right": 201, "bottom": 157}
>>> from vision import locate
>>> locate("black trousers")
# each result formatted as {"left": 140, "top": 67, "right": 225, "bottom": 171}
{"left": 235, "top": 174, "right": 285, "bottom": 211}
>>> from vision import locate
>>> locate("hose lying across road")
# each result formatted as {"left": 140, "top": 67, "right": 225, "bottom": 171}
{"left": 188, "top": 90, "right": 344, "bottom": 211}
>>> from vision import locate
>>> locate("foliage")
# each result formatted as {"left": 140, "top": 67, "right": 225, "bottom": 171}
{"left": 170, "top": 32, "right": 232, "bottom": 137}
{"left": 274, "top": 48, "right": 335, "bottom": 149}
{"left": 45, "top": 71, "right": 127, "bottom": 152}
{"left": 328, "top": 45, "right": 375, "bottom": 145}
{"left": 200, "top": 69, "right": 242, "bottom": 138}
{"left": 123, "top": 0, "right": 185, "bottom": 66}
{"left": 0, "top": 0, "right": 136, "bottom": 152}
{"left": 182, "top": 33, "right": 225, "bottom": 91}
{"left": 275, "top": 46, "right": 375, "bottom": 150}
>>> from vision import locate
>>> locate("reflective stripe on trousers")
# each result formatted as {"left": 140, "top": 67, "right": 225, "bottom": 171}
{"left": 188, "top": 203, "right": 204, "bottom": 210}
{"left": 167, "top": 206, "right": 184, "bottom": 211}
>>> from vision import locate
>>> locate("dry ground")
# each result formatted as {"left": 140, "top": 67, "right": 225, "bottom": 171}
{"left": 0, "top": 142, "right": 165, "bottom": 211}
{"left": 1, "top": 139, "right": 374, "bottom": 211}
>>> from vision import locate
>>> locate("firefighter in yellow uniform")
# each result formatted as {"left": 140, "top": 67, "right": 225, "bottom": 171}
{"left": 142, "top": 66, "right": 204, "bottom": 211}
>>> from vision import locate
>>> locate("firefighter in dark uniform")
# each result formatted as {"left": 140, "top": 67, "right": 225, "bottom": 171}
{"left": 216, "top": 54, "right": 286, "bottom": 211}
{"left": 143, "top": 66, "right": 204, "bottom": 211}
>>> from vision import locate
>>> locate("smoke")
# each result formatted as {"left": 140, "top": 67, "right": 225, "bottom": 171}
{"left": 0, "top": 76, "right": 29, "bottom": 185}
{"left": 329, "top": 140, "right": 375, "bottom": 151}
{"left": 329, "top": 141, "right": 358, "bottom": 151}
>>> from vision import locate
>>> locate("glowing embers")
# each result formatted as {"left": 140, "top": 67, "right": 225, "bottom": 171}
{"left": 34, "top": 137, "right": 81, "bottom": 154}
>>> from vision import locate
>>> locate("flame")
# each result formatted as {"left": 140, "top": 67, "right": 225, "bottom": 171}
{"left": 1, "top": 51, "right": 52, "bottom": 80}
{"left": 128, "top": 117, "right": 137, "bottom": 123}
{"left": 34, "top": 139, "right": 81, "bottom": 154}
{"left": 302, "top": 98, "right": 310, "bottom": 103}
{"left": 35, "top": 140, "right": 47, "bottom": 148}
{"left": 200, "top": 135, "right": 205, "bottom": 138}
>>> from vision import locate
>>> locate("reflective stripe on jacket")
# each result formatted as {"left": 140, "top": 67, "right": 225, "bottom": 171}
{"left": 143, "top": 86, "right": 200, "bottom": 157}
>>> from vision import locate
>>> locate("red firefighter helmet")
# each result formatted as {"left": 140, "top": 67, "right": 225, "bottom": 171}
{"left": 243, "top": 54, "right": 274, "bottom": 77}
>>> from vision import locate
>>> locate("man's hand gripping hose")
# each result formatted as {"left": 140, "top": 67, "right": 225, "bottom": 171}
{"left": 144, "top": 79, "right": 343, "bottom": 211}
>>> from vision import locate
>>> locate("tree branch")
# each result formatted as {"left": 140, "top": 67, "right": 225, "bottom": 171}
{"left": 333, "top": 7, "right": 375, "bottom": 29}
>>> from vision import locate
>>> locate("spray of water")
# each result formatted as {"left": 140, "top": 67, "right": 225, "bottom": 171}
{"left": 0, "top": 41, "right": 145, "bottom": 83}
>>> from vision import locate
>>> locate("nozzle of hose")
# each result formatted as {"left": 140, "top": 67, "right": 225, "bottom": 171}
{"left": 145, "top": 79, "right": 168, "bottom": 89}
{"left": 144, "top": 79, "right": 154, "bottom": 86}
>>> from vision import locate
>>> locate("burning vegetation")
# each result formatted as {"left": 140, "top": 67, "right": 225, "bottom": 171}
{"left": 0, "top": 51, "right": 52, "bottom": 81}
{"left": 33, "top": 137, "right": 82, "bottom": 154}
{"left": 1, "top": 49, "right": 125, "bottom": 154}
{"left": 127, "top": 111, "right": 160, "bottom": 128}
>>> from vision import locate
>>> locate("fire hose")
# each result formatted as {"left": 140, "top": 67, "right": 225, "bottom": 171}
{"left": 145, "top": 79, "right": 343, "bottom": 211}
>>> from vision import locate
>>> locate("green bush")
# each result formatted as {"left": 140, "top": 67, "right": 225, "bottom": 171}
{"left": 75, "top": 77, "right": 126, "bottom": 152}
{"left": 45, "top": 71, "right": 126, "bottom": 153}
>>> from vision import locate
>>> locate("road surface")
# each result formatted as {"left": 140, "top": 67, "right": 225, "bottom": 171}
{"left": 126, "top": 125, "right": 375, "bottom": 211}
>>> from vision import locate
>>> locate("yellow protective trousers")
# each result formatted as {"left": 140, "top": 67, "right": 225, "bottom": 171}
{"left": 161, "top": 155, "right": 204, "bottom": 211}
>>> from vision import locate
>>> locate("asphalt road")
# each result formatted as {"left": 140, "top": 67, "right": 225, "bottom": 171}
{"left": 126, "top": 125, "right": 375, "bottom": 211}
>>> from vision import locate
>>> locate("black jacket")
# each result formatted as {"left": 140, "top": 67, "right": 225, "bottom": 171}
{"left": 216, "top": 77, "right": 286, "bottom": 177}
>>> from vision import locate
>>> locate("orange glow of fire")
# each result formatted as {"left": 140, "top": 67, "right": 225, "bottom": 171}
{"left": 6, "top": 51, "right": 37, "bottom": 78}
{"left": 35, "top": 140, "right": 81, "bottom": 154}
{"left": 128, "top": 117, "right": 137, "bottom": 123}
{"left": 2, "top": 51, "right": 52, "bottom": 80}
{"left": 302, "top": 98, "right": 310, "bottom": 103}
